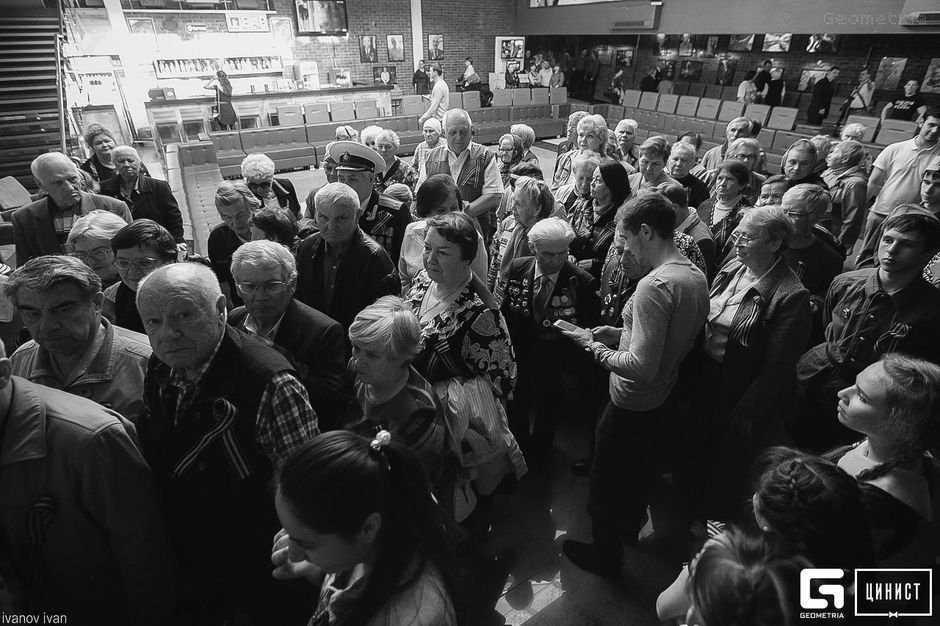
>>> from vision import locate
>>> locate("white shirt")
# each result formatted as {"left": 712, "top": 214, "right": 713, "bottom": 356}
{"left": 871, "top": 138, "right": 940, "bottom": 216}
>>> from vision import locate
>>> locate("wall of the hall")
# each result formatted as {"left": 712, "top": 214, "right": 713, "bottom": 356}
{"left": 422, "top": 0, "right": 516, "bottom": 85}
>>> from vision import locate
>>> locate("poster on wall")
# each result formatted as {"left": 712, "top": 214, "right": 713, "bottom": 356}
{"left": 678, "top": 34, "right": 693, "bottom": 57}
{"left": 225, "top": 11, "right": 269, "bottom": 32}
{"left": 596, "top": 46, "right": 612, "bottom": 64}
{"left": 806, "top": 34, "right": 841, "bottom": 53}
{"left": 798, "top": 68, "right": 828, "bottom": 91}
{"left": 716, "top": 58, "right": 737, "bottom": 86}
{"left": 694, "top": 35, "right": 719, "bottom": 58}
{"left": 500, "top": 39, "right": 525, "bottom": 60}
{"left": 386, "top": 34, "right": 404, "bottom": 62}
{"left": 127, "top": 17, "right": 155, "bottom": 35}
{"left": 874, "top": 57, "right": 908, "bottom": 91}
{"left": 654, "top": 34, "right": 679, "bottom": 57}
{"left": 373, "top": 66, "right": 397, "bottom": 85}
{"left": 359, "top": 35, "right": 378, "bottom": 63}
{"left": 728, "top": 34, "right": 754, "bottom": 52}
{"left": 295, "top": 0, "right": 348, "bottom": 36}
{"left": 615, "top": 47, "right": 634, "bottom": 68}
{"left": 922, "top": 58, "right": 940, "bottom": 94}
{"left": 680, "top": 60, "right": 703, "bottom": 81}
{"left": 270, "top": 17, "right": 294, "bottom": 48}
{"left": 762, "top": 33, "right": 792, "bottom": 52}
{"left": 428, "top": 34, "right": 444, "bottom": 60}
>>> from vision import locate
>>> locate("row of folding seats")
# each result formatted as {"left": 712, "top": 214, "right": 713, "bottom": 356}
{"left": 173, "top": 142, "right": 225, "bottom": 255}
{"left": 491, "top": 87, "right": 568, "bottom": 108}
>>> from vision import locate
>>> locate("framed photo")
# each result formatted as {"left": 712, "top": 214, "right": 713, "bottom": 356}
{"left": 296, "top": 0, "right": 348, "bottom": 36}
{"left": 127, "top": 17, "right": 155, "bottom": 35}
{"left": 806, "top": 34, "right": 841, "bottom": 54}
{"left": 678, "top": 34, "right": 693, "bottom": 57}
{"left": 875, "top": 57, "right": 907, "bottom": 91}
{"left": 373, "top": 65, "right": 397, "bottom": 85}
{"left": 615, "top": 47, "right": 634, "bottom": 68}
{"left": 728, "top": 34, "right": 754, "bottom": 52}
{"left": 385, "top": 35, "right": 404, "bottom": 62}
{"left": 716, "top": 58, "right": 737, "bottom": 86}
{"left": 596, "top": 46, "right": 612, "bottom": 64}
{"left": 428, "top": 34, "right": 444, "bottom": 60}
{"left": 922, "top": 58, "right": 940, "bottom": 94}
{"left": 694, "top": 35, "right": 719, "bottom": 58}
{"left": 762, "top": 33, "right": 792, "bottom": 52}
{"left": 500, "top": 38, "right": 525, "bottom": 60}
{"left": 225, "top": 11, "right": 269, "bottom": 33}
{"left": 680, "top": 60, "right": 703, "bottom": 81}
{"left": 270, "top": 17, "right": 294, "bottom": 47}
{"left": 654, "top": 34, "right": 680, "bottom": 57}
{"left": 663, "top": 61, "right": 676, "bottom": 80}
{"left": 359, "top": 35, "right": 378, "bottom": 63}
{"left": 798, "top": 69, "right": 828, "bottom": 92}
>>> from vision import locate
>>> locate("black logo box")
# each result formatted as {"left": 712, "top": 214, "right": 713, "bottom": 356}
{"left": 854, "top": 569, "right": 933, "bottom": 617}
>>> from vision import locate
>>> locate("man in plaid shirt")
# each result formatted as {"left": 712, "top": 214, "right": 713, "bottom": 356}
{"left": 136, "top": 262, "right": 317, "bottom": 625}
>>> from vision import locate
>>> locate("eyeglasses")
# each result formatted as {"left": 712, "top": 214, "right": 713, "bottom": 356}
{"left": 236, "top": 280, "right": 289, "bottom": 295}
{"left": 247, "top": 180, "right": 273, "bottom": 190}
{"left": 729, "top": 153, "right": 758, "bottom": 160}
{"left": 731, "top": 232, "right": 763, "bottom": 245}
{"left": 785, "top": 210, "right": 814, "bottom": 219}
{"left": 113, "top": 256, "right": 162, "bottom": 271}
{"left": 72, "top": 247, "right": 113, "bottom": 262}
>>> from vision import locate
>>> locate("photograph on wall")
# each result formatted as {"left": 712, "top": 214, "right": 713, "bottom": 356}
{"left": 615, "top": 47, "right": 634, "bottom": 68}
{"left": 716, "top": 57, "right": 737, "bottom": 86}
{"left": 922, "top": 58, "right": 940, "bottom": 94}
{"left": 762, "top": 33, "right": 791, "bottom": 52}
{"left": 373, "top": 65, "right": 398, "bottom": 85}
{"left": 500, "top": 39, "right": 525, "bottom": 60}
{"left": 680, "top": 60, "right": 703, "bottom": 81}
{"left": 226, "top": 11, "right": 269, "bottom": 32}
{"left": 296, "top": 0, "right": 349, "bottom": 36}
{"left": 806, "top": 34, "right": 841, "bottom": 54}
{"left": 678, "top": 34, "right": 693, "bottom": 57}
{"left": 663, "top": 60, "right": 677, "bottom": 80}
{"left": 270, "top": 17, "right": 294, "bottom": 47}
{"left": 728, "top": 34, "right": 755, "bottom": 52}
{"left": 428, "top": 34, "right": 444, "bottom": 60}
{"left": 359, "top": 35, "right": 378, "bottom": 63}
{"left": 596, "top": 46, "right": 612, "bottom": 64}
{"left": 694, "top": 35, "right": 719, "bottom": 58}
{"left": 874, "top": 57, "right": 907, "bottom": 91}
{"left": 127, "top": 17, "right": 155, "bottom": 35}
{"left": 798, "top": 68, "right": 828, "bottom": 92}
{"left": 386, "top": 34, "right": 405, "bottom": 62}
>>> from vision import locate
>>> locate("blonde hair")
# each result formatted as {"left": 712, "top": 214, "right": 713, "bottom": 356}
{"left": 215, "top": 180, "right": 261, "bottom": 211}
{"left": 348, "top": 296, "right": 421, "bottom": 362}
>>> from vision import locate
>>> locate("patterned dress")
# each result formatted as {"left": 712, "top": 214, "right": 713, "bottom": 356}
{"left": 375, "top": 157, "right": 418, "bottom": 194}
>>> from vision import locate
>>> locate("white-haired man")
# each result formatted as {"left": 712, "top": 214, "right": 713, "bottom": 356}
{"left": 240, "top": 153, "right": 302, "bottom": 217}
{"left": 136, "top": 262, "right": 317, "bottom": 623}
{"left": 99, "top": 145, "right": 185, "bottom": 245}
{"left": 698, "top": 117, "right": 753, "bottom": 172}
{"left": 13, "top": 152, "right": 130, "bottom": 265}
{"left": 229, "top": 240, "right": 348, "bottom": 427}
{"left": 501, "top": 217, "right": 600, "bottom": 458}
{"left": 418, "top": 108, "right": 504, "bottom": 238}
{"left": 295, "top": 182, "right": 398, "bottom": 347}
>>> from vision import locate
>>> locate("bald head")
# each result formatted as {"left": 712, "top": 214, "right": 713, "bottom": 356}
{"left": 31, "top": 153, "right": 83, "bottom": 209}
{"left": 443, "top": 109, "right": 472, "bottom": 155}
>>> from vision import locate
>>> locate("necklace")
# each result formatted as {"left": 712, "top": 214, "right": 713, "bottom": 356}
{"left": 420, "top": 274, "right": 470, "bottom": 322}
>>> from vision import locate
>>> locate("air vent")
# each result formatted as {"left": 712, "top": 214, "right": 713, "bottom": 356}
{"left": 609, "top": 4, "right": 659, "bottom": 30}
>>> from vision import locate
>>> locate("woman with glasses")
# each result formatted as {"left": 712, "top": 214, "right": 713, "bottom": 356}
{"left": 496, "top": 133, "right": 524, "bottom": 187}
{"left": 686, "top": 206, "right": 811, "bottom": 519}
{"left": 373, "top": 129, "right": 418, "bottom": 194}
{"left": 67, "top": 210, "right": 128, "bottom": 289}
{"left": 103, "top": 219, "right": 179, "bottom": 333}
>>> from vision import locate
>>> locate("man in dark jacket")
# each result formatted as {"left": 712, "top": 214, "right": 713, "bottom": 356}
{"left": 99, "top": 145, "right": 185, "bottom": 244}
{"left": 807, "top": 66, "right": 840, "bottom": 125}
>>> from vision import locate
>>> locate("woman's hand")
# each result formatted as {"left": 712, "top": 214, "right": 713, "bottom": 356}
{"left": 590, "top": 325, "right": 622, "bottom": 346}
{"left": 271, "top": 528, "right": 324, "bottom": 585}
{"left": 559, "top": 325, "right": 593, "bottom": 349}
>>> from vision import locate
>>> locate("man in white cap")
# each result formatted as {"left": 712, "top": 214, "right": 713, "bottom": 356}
{"left": 328, "top": 140, "right": 412, "bottom": 263}
{"left": 412, "top": 118, "right": 442, "bottom": 172}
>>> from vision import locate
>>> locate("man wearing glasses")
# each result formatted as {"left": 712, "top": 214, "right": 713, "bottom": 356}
{"left": 240, "top": 153, "right": 302, "bottom": 218}
{"left": 5, "top": 254, "right": 151, "bottom": 424}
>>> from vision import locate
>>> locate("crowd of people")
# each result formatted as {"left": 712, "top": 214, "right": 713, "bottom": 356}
{"left": 1, "top": 98, "right": 939, "bottom": 625}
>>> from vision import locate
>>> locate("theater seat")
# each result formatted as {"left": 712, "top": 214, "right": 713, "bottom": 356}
{"left": 209, "top": 131, "right": 246, "bottom": 178}
{"left": 240, "top": 126, "right": 316, "bottom": 171}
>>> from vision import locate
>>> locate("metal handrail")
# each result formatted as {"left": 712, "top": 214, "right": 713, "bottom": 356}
{"left": 55, "top": 0, "right": 66, "bottom": 153}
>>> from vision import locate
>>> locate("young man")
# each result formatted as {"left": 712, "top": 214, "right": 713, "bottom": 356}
{"left": 807, "top": 66, "right": 840, "bottom": 125}
{"left": 881, "top": 79, "right": 927, "bottom": 123}
{"left": 418, "top": 62, "right": 448, "bottom": 125}
{"left": 558, "top": 192, "right": 708, "bottom": 577}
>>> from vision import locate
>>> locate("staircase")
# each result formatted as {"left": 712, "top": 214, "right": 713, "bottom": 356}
{"left": 0, "top": 13, "right": 63, "bottom": 191}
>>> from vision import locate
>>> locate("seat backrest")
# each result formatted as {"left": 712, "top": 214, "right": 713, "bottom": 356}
{"left": 511, "top": 88, "right": 531, "bottom": 106}
{"left": 744, "top": 103, "right": 771, "bottom": 126}
{"left": 330, "top": 101, "right": 355, "bottom": 122}
{"left": 719, "top": 85, "right": 738, "bottom": 102}
{"left": 463, "top": 91, "right": 482, "bottom": 109}
{"left": 0, "top": 176, "right": 31, "bottom": 210}
{"left": 657, "top": 94, "right": 679, "bottom": 114}
{"left": 210, "top": 131, "right": 242, "bottom": 153}
{"left": 880, "top": 118, "right": 917, "bottom": 133}
{"left": 304, "top": 102, "right": 330, "bottom": 113}
{"left": 305, "top": 109, "right": 331, "bottom": 124}
{"left": 355, "top": 100, "right": 379, "bottom": 119}
{"left": 492, "top": 89, "right": 512, "bottom": 107}
{"left": 549, "top": 87, "right": 567, "bottom": 104}
{"left": 696, "top": 98, "right": 721, "bottom": 120}
{"left": 687, "top": 83, "right": 706, "bottom": 98}
{"left": 638, "top": 91, "right": 659, "bottom": 111}
{"left": 875, "top": 127, "right": 915, "bottom": 146}
{"left": 621, "top": 89, "right": 642, "bottom": 109}
{"left": 676, "top": 96, "right": 699, "bottom": 118}
{"left": 277, "top": 104, "right": 303, "bottom": 116}
{"left": 766, "top": 106, "right": 799, "bottom": 131}
{"left": 704, "top": 84, "right": 723, "bottom": 99}
{"left": 448, "top": 92, "right": 463, "bottom": 109}
{"left": 306, "top": 123, "right": 335, "bottom": 143}
{"left": 531, "top": 88, "right": 550, "bottom": 104}
{"left": 717, "top": 100, "right": 745, "bottom": 123}
{"left": 606, "top": 105, "right": 625, "bottom": 122}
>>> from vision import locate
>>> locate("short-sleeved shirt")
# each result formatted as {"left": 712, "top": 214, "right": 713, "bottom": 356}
{"left": 886, "top": 93, "right": 924, "bottom": 121}
{"left": 871, "top": 139, "right": 940, "bottom": 217}
{"left": 426, "top": 79, "right": 449, "bottom": 121}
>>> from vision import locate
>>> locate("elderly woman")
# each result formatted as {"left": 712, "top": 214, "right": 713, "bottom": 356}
{"left": 554, "top": 150, "right": 601, "bottom": 218}
{"left": 360, "top": 125, "right": 382, "bottom": 150}
{"left": 209, "top": 179, "right": 260, "bottom": 308}
{"left": 782, "top": 139, "right": 826, "bottom": 188}
{"left": 690, "top": 206, "right": 811, "bottom": 518}
{"left": 103, "top": 219, "right": 178, "bottom": 333}
{"left": 666, "top": 142, "right": 711, "bottom": 210}
{"left": 67, "top": 210, "right": 127, "bottom": 289}
{"left": 496, "top": 133, "right": 525, "bottom": 187}
{"left": 570, "top": 160, "right": 630, "bottom": 279}
{"left": 678, "top": 130, "right": 708, "bottom": 179}
{"left": 249, "top": 205, "right": 299, "bottom": 250}
{"left": 557, "top": 110, "right": 589, "bottom": 156}
{"left": 334, "top": 124, "right": 359, "bottom": 142}
{"left": 405, "top": 212, "right": 524, "bottom": 513}
{"left": 399, "top": 174, "right": 487, "bottom": 293}
{"left": 614, "top": 119, "right": 639, "bottom": 169}
{"left": 552, "top": 113, "right": 608, "bottom": 190}
{"left": 696, "top": 159, "right": 753, "bottom": 257}
{"left": 629, "top": 136, "right": 677, "bottom": 194}
{"left": 704, "top": 137, "right": 766, "bottom": 205}
{"left": 840, "top": 122, "right": 866, "bottom": 142}
{"left": 510, "top": 124, "right": 539, "bottom": 167}
{"left": 374, "top": 129, "right": 418, "bottom": 193}
{"left": 488, "top": 176, "right": 556, "bottom": 303}
{"left": 240, "top": 153, "right": 301, "bottom": 217}
{"left": 79, "top": 124, "right": 150, "bottom": 183}
{"left": 412, "top": 118, "right": 442, "bottom": 172}
{"left": 346, "top": 295, "right": 450, "bottom": 494}
{"left": 823, "top": 139, "right": 870, "bottom": 251}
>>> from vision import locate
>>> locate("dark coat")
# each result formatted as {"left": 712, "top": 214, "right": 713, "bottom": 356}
{"left": 808, "top": 76, "right": 835, "bottom": 123}
{"left": 99, "top": 174, "right": 185, "bottom": 242}
{"left": 270, "top": 178, "right": 302, "bottom": 218}
{"left": 229, "top": 299, "right": 349, "bottom": 426}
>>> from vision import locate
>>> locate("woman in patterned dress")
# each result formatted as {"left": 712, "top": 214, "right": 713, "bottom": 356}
{"left": 373, "top": 129, "right": 418, "bottom": 194}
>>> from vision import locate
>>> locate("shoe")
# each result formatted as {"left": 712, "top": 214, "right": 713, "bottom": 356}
{"left": 562, "top": 540, "right": 620, "bottom": 578}
{"left": 570, "top": 457, "right": 592, "bottom": 477}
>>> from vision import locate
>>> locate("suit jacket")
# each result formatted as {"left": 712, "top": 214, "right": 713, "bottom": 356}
{"left": 12, "top": 192, "right": 132, "bottom": 265}
{"left": 99, "top": 175, "right": 184, "bottom": 242}
{"left": 228, "top": 299, "right": 349, "bottom": 425}
{"left": 295, "top": 229, "right": 399, "bottom": 338}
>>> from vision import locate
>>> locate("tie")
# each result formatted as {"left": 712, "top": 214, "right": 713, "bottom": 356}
{"left": 535, "top": 275, "right": 553, "bottom": 321}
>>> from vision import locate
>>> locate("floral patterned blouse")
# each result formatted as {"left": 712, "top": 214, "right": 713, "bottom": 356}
{"left": 375, "top": 157, "right": 419, "bottom": 194}
{"left": 406, "top": 271, "right": 517, "bottom": 400}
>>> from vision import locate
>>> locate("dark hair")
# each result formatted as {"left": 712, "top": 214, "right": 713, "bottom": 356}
{"left": 829, "top": 65, "right": 841, "bottom": 72}
{"left": 277, "top": 431, "right": 459, "bottom": 626}
{"left": 716, "top": 159, "right": 751, "bottom": 187}
{"left": 426, "top": 211, "right": 478, "bottom": 261}
{"left": 881, "top": 212, "right": 940, "bottom": 253}
{"left": 763, "top": 59, "right": 773, "bottom": 66}
{"left": 618, "top": 191, "right": 676, "bottom": 240}
{"left": 744, "top": 70, "right": 757, "bottom": 81}
{"left": 749, "top": 120, "right": 763, "bottom": 137}
{"left": 690, "top": 528, "right": 808, "bottom": 626}
{"left": 638, "top": 135, "right": 670, "bottom": 162}
{"left": 465, "top": 56, "right": 472, "bottom": 63}
{"left": 110, "top": 219, "right": 178, "bottom": 262}
{"left": 598, "top": 160, "right": 631, "bottom": 208}
{"left": 678, "top": 131, "right": 703, "bottom": 151}
{"left": 658, "top": 182, "right": 689, "bottom": 209}
{"left": 430, "top": 62, "right": 443, "bottom": 76}
{"left": 762, "top": 174, "right": 787, "bottom": 187}
{"left": 4, "top": 255, "right": 102, "bottom": 306}
{"left": 250, "top": 206, "right": 299, "bottom": 244}
{"left": 216, "top": 70, "right": 232, "bottom": 95}
{"left": 752, "top": 447, "right": 873, "bottom": 570}
{"left": 923, "top": 106, "right": 940, "bottom": 122}
{"left": 414, "top": 174, "right": 463, "bottom": 219}
{"left": 509, "top": 161, "right": 543, "bottom": 182}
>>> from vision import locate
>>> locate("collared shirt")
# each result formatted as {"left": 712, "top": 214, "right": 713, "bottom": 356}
{"left": 241, "top": 310, "right": 287, "bottom": 345}
{"left": 871, "top": 138, "right": 940, "bottom": 216}
{"left": 417, "top": 144, "right": 504, "bottom": 196}
{"left": 118, "top": 176, "right": 140, "bottom": 202}
{"left": 169, "top": 334, "right": 225, "bottom": 418}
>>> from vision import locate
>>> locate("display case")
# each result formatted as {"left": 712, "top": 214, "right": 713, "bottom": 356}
{"left": 153, "top": 56, "right": 283, "bottom": 79}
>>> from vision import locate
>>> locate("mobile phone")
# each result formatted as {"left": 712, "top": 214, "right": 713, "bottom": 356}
{"left": 553, "top": 319, "right": 579, "bottom": 332}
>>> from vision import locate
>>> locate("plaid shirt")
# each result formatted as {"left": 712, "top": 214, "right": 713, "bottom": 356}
{"left": 48, "top": 197, "right": 80, "bottom": 252}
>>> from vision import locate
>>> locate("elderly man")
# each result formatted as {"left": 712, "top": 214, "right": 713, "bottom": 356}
{"left": 328, "top": 140, "right": 411, "bottom": 262}
{"left": 13, "top": 152, "right": 130, "bottom": 265}
{"left": 418, "top": 108, "right": 504, "bottom": 238}
{"left": 703, "top": 137, "right": 766, "bottom": 205}
{"left": 418, "top": 62, "right": 448, "bottom": 125}
{"left": 666, "top": 142, "right": 710, "bottom": 210}
{"left": 240, "top": 153, "right": 302, "bottom": 218}
{"left": 0, "top": 341, "right": 177, "bottom": 625}
{"left": 699, "top": 117, "right": 754, "bottom": 172}
{"left": 229, "top": 240, "right": 348, "bottom": 428}
{"left": 5, "top": 255, "right": 151, "bottom": 423}
{"left": 136, "top": 262, "right": 317, "bottom": 624}
{"left": 501, "top": 217, "right": 600, "bottom": 458}
{"left": 295, "top": 182, "right": 398, "bottom": 342}
{"left": 98, "top": 145, "right": 185, "bottom": 244}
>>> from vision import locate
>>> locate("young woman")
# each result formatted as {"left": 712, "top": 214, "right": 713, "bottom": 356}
{"left": 273, "top": 430, "right": 459, "bottom": 626}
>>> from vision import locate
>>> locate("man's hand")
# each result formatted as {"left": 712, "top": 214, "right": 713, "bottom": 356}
{"left": 271, "top": 528, "right": 324, "bottom": 585}
{"left": 590, "top": 325, "right": 621, "bottom": 347}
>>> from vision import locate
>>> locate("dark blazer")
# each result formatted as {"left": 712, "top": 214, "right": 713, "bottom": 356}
{"left": 12, "top": 192, "right": 132, "bottom": 265}
{"left": 295, "top": 229, "right": 399, "bottom": 338}
{"left": 229, "top": 299, "right": 349, "bottom": 425}
{"left": 100, "top": 174, "right": 184, "bottom": 242}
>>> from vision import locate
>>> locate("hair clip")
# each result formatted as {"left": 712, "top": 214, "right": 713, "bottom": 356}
{"left": 370, "top": 429, "right": 392, "bottom": 451}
